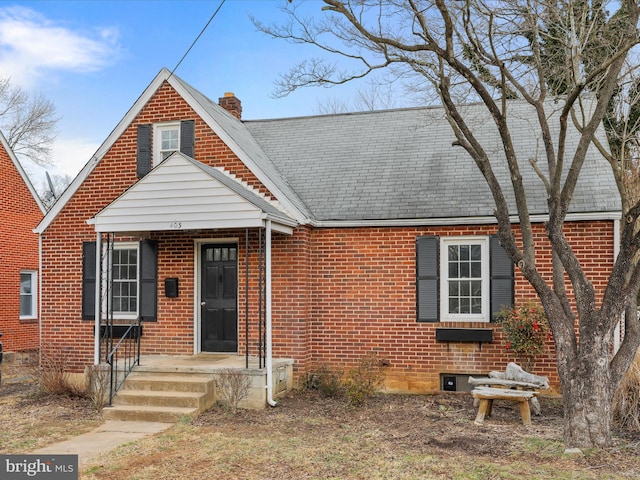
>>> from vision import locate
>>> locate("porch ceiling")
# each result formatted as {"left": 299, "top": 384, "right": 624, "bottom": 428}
{"left": 87, "top": 153, "right": 297, "bottom": 235}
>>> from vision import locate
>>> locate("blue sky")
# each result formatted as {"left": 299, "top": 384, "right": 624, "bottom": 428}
{"left": 1, "top": 0, "right": 375, "bottom": 185}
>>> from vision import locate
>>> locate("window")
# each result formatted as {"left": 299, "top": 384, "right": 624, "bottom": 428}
{"left": 20, "top": 271, "right": 37, "bottom": 319}
{"left": 137, "top": 120, "right": 194, "bottom": 178}
{"left": 82, "top": 240, "right": 158, "bottom": 321}
{"left": 112, "top": 244, "right": 138, "bottom": 318}
{"left": 416, "top": 235, "right": 513, "bottom": 323}
{"left": 440, "top": 238, "right": 489, "bottom": 321}
{"left": 154, "top": 123, "right": 180, "bottom": 165}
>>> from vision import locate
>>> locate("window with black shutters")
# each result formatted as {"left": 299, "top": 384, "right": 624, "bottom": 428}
{"left": 416, "top": 234, "right": 513, "bottom": 323}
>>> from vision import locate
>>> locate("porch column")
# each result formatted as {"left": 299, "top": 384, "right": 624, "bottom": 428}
{"left": 94, "top": 232, "right": 102, "bottom": 364}
{"left": 266, "top": 220, "right": 276, "bottom": 406}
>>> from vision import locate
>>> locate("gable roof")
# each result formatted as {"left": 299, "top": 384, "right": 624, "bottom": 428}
{"left": 0, "top": 130, "right": 46, "bottom": 214}
{"left": 88, "top": 152, "right": 296, "bottom": 234}
{"left": 36, "top": 68, "right": 620, "bottom": 234}
{"left": 36, "top": 68, "right": 310, "bottom": 234}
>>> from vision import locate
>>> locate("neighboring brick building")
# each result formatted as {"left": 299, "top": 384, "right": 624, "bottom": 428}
{"left": 0, "top": 131, "right": 46, "bottom": 353}
{"left": 35, "top": 68, "right": 620, "bottom": 393}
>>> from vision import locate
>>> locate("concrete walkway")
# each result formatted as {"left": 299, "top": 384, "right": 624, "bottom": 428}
{"left": 33, "top": 421, "right": 173, "bottom": 465}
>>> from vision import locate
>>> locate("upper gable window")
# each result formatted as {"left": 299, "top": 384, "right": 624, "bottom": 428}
{"left": 154, "top": 123, "right": 180, "bottom": 166}
{"left": 137, "top": 120, "right": 194, "bottom": 178}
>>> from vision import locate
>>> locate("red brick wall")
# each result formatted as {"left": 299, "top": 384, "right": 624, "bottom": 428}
{"left": 40, "top": 80, "right": 616, "bottom": 392}
{"left": 295, "top": 222, "right": 614, "bottom": 391}
{"left": 0, "top": 144, "right": 42, "bottom": 352}
{"left": 40, "top": 81, "right": 272, "bottom": 370}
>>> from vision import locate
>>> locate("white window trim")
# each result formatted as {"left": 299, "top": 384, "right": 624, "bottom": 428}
{"left": 102, "top": 242, "right": 139, "bottom": 320}
{"left": 439, "top": 236, "right": 490, "bottom": 322}
{"left": 153, "top": 122, "right": 180, "bottom": 166}
{"left": 19, "top": 270, "right": 37, "bottom": 320}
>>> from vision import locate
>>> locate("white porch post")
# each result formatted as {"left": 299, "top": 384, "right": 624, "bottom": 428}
{"left": 265, "top": 220, "right": 277, "bottom": 406}
{"left": 94, "top": 232, "right": 102, "bottom": 365}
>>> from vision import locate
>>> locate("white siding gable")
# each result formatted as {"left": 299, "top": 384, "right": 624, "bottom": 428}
{"left": 88, "top": 154, "right": 295, "bottom": 234}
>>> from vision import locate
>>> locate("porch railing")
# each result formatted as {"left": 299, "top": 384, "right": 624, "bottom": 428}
{"left": 105, "top": 318, "right": 142, "bottom": 405}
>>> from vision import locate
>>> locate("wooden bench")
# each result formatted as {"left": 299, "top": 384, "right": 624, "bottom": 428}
{"left": 471, "top": 386, "right": 537, "bottom": 425}
{"left": 468, "top": 376, "right": 545, "bottom": 415}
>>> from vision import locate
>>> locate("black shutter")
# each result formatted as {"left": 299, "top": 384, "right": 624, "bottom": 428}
{"left": 139, "top": 239, "right": 158, "bottom": 321}
{"left": 490, "top": 235, "right": 514, "bottom": 321}
{"left": 82, "top": 242, "right": 97, "bottom": 320}
{"left": 180, "top": 120, "right": 195, "bottom": 158}
{"left": 137, "top": 124, "right": 152, "bottom": 178}
{"left": 416, "top": 236, "right": 439, "bottom": 322}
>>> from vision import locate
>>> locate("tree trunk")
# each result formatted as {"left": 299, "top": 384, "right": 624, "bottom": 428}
{"left": 560, "top": 348, "right": 612, "bottom": 448}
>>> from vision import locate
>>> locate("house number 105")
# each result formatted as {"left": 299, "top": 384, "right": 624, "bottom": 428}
{"left": 169, "top": 221, "right": 182, "bottom": 229}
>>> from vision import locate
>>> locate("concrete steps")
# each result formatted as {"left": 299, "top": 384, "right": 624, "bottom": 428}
{"left": 103, "top": 372, "right": 215, "bottom": 423}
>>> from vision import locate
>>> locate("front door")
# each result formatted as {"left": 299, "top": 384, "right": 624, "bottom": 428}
{"left": 200, "top": 244, "right": 238, "bottom": 352}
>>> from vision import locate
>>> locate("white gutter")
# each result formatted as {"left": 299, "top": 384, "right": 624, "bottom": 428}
{"left": 94, "top": 233, "right": 102, "bottom": 365}
{"left": 265, "top": 220, "right": 277, "bottom": 407}
{"left": 310, "top": 211, "right": 622, "bottom": 228}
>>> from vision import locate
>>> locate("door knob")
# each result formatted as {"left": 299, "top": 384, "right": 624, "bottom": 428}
{"left": 200, "top": 302, "right": 206, "bottom": 307}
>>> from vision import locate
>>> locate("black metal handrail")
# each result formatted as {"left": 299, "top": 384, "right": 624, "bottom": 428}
{"left": 105, "top": 318, "right": 141, "bottom": 405}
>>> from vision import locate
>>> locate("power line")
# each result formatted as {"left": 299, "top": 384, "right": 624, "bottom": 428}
{"left": 169, "top": 0, "right": 226, "bottom": 78}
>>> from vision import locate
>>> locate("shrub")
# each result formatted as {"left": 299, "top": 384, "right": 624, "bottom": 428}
{"left": 87, "top": 364, "right": 110, "bottom": 410}
{"left": 342, "top": 353, "right": 385, "bottom": 406}
{"left": 38, "top": 350, "right": 86, "bottom": 397}
{"left": 304, "top": 363, "right": 344, "bottom": 397}
{"left": 497, "top": 301, "right": 550, "bottom": 371}
{"left": 305, "top": 354, "right": 385, "bottom": 406}
{"left": 214, "top": 368, "right": 252, "bottom": 414}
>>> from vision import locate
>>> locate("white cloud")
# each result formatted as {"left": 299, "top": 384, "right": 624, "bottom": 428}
{"left": 50, "top": 136, "right": 100, "bottom": 178}
{"left": 0, "top": 6, "right": 119, "bottom": 87}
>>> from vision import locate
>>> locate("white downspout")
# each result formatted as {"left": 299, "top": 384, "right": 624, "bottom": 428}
{"left": 94, "top": 232, "right": 102, "bottom": 365}
{"left": 265, "top": 220, "right": 277, "bottom": 407}
{"left": 38, "top": 233, "right": 43, "bottom": 362}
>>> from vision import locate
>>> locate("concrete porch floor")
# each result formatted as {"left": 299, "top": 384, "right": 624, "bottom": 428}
{"left": 135, "top": 353, "right": 294, "bottom": 374}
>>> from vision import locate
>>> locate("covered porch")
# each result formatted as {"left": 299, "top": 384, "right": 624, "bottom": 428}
{"left": 87, "top": 153, "right": 299, "bottom": 410}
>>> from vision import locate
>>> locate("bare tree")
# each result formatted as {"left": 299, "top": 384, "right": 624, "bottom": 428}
{"left": 256, "top": 0, "right": 640, "bottom": 449}
{"left": 315, "top": 81, "right": 400, "bottom": 114}
{"left": 0, "top": 78, "right": 58, "bottom": 167}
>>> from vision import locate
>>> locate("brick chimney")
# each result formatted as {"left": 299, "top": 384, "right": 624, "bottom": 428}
{"left": 218, "top": 92, "right": 242, "bottom": 119}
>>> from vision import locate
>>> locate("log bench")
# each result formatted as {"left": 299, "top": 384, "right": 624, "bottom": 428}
{"left": 468, "top": 376, "right": 545, "bottom": 415}
{"left": 471, "top": 386, "right": 537, "bottom": 425}
{"left": 469, "top": 363, "right": 549, "bottom": 425}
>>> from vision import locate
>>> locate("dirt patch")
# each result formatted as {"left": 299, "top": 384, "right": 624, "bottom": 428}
{"left": 0, "top": 361, "right": 102, "bottom": 453}
{"left": 82, "top": 389, "right": 640, "bottom": 479}
{"left": 2, "top": 360, "right": 640, "bottom": 479}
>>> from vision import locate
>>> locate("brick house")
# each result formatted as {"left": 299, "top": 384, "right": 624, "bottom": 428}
{"left": 0, "top": 130, "right": 46, "bottom": 353}
{"left": 35, "top": 68, "right": 619, "bottom": 397}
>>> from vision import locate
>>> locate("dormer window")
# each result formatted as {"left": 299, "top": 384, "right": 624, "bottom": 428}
{"left": 155, "top": 123, "right": 180, "bottom": 166}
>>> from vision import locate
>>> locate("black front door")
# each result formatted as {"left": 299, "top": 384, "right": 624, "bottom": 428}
{"left": 201, "top": 244, "right": 238, "bottom": 352}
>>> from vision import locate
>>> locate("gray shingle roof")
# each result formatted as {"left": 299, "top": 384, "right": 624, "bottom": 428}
{"left": 244, "top": 101, "right": 620, "bottom": 222}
